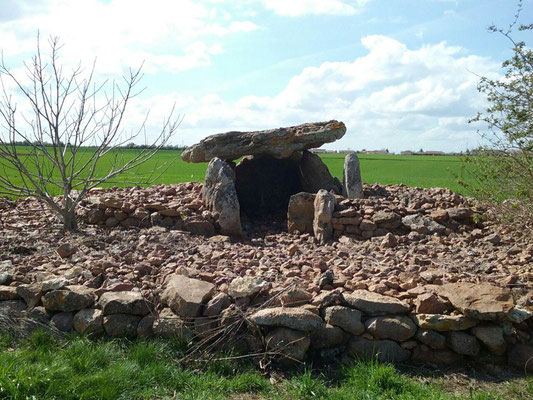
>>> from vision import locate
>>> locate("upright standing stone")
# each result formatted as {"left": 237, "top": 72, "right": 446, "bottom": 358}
{"left": 299, "top": 150, "right": 344, "bottom": 194}
{"left": 287, "top": 192, "right": 316, "bottom": 234}
{"left": 313, "top": 189, "right": 336, "bottom": 244}
{"left": 343, "top": 153, "right": 363, "bottom": 199}
{"left": 202, "top": 158, "right": 242, "bottom": 237}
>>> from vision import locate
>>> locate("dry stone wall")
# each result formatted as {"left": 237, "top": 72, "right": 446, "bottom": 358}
{"left": 79, "top": 183, "right": 219, "bottom": 236}
{"left": 1, "top": 275, "right": 532, "bottom": 371}
{"left": 288, "top": 184, "right": 479, "bottom": 244}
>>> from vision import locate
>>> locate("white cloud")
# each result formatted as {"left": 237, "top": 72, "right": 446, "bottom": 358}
{"left": 261, "top": 0, "right": 371, "bottom": 16}
{"left": 0, "top": 0, "right": 258, "bottom": 75}
{"left": 135, "top": 35, "right": 499, "bottom": 152}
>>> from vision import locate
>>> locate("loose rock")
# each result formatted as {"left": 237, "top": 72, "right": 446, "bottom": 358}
{"left": 249, "top": 307, "right": 325, "bottom": 331}
{"left": 343, "top": 290, "right": 410, "bottom": 315}
{"left": 161, "top": 275, "right": 215, "bottom": 318}
{"left": 365, "top": 315, "right": 417, "bottom": 341}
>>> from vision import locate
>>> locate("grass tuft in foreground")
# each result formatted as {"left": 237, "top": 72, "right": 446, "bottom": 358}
{"left": 0, "top": 330, "right": 522, "bottom": 399}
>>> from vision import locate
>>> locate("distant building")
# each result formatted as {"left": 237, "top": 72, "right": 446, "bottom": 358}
{"left": 309, "top": 148, "right": 337, "bottom": 154}
{"left": 402, "top": 150, "right": 445, "bottom": 156}
{"left": 359, "top": 149, "right": 389, "bottom": 155}
{"left": 337, "top": 149, "right": 356, "bottom": 154}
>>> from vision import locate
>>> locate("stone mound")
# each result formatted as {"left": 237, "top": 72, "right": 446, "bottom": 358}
{"left": 1, "top": 182, "right": 533, "bottom": 371}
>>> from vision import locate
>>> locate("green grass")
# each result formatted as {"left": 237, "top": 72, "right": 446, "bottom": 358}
{"left": 0, "top": 147, "right": 469, "bottom": 197}
{"left": 323, "top": 153, "right": 467, "bottom": 194}
{"left": 0, "top": 330, "right": 521, "bottom": 400}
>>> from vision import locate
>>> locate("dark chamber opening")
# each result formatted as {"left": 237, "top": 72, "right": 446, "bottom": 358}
{"left": 234, "top": 155, "right": 302, "bottom": 218}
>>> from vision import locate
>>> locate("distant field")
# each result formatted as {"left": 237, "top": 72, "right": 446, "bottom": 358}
{"left": 323, "top": 153, "right": 466, "bottom": 193}
{"left": 0, "top": 148, "right": 468, "bottom": 196}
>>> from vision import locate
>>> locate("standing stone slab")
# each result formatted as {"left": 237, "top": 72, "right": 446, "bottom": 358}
{"left": 287, "top": 192, "right": 315, "bottom": 234}
{"left": 161, "top": 275, "right": 216, "bottom": 318}
{"left": 343, "top": 153, "right": 363, "bottom": 199}
{"left": 313, "top": 189, "right": 336, "bottom": 244}
{"left": 182, "top": 121, "right": 346, "bottom": 163}
{"left": 202, "top": 158, "right": 242, "bottom": 237}
{"left": 300, "top": 150, "right": 344, "bottom": 194}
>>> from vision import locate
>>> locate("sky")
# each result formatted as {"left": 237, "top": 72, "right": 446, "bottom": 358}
{"left": 0, "top": 0, "right": 531, "bottom": 152}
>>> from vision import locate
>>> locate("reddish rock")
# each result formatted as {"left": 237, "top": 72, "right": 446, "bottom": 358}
{"left": 42, "top": 286, "right": 96, "bottom": 312}
{"left": 161, "top": 274, "right": 215, "bottom": 318}
{"left": 414, "top": 292, "right": 451, "bottom": 314}
{"left": 56, "top": 243, "right": 77, "bottom": 258}
{"left": 436, "top": 282, "right": 514, "bottom": 321}
{"left": 99, "top": 291, "right": 151, "bottom": 316}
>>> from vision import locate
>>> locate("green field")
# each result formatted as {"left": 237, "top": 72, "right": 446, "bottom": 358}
{"left": 0, "top": 331, "right": 524, "bottom": 400}
{"left": 322, "top": 153, "right": 465, "bottom": 193}
{"left": 0, "top": 148, "right": 468, "bottom": 196}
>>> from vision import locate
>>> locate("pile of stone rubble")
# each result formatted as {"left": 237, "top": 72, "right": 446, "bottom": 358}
{"left": 1, "top": 120, "right": 532, "bottom": 371}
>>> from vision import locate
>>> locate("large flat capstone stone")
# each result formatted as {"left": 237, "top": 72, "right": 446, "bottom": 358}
{"left": 182, "top": 121, "right": 346, "bottom": 163}
{"left": 161, "top": 275, "right": 216, "bottom": 318}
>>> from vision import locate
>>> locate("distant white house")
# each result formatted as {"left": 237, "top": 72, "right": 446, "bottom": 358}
{"left": 401, "top": 150, "right": 445, "bottom": 156}
{"left": 359, "top": 149, "right": 389, "bottom": 155}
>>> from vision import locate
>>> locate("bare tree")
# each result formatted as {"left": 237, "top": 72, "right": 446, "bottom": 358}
{"left": 0, "top": 36, "right": 179, "bottom": 230}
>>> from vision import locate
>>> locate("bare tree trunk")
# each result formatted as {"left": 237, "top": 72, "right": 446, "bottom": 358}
{"left": 60, "top": 209, "right": 78, "bottom": 231}
{"left": 0, "top": 36, "right": 179, "bottom": 231}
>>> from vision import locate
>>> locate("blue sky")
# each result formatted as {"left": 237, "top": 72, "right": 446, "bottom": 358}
{"left": 0, "top": 0, "right": 531, "bottom": 152}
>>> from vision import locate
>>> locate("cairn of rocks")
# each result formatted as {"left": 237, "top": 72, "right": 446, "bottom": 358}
{"left": 1, "top": 269, "right": 532, "bottom": 370}
{"left": 1, "top": 120, "right": 533, "bottom": 372}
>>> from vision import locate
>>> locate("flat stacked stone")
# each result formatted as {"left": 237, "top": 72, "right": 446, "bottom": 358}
{"left": 181, "top": 121, "right": 346, "bottom": 163}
